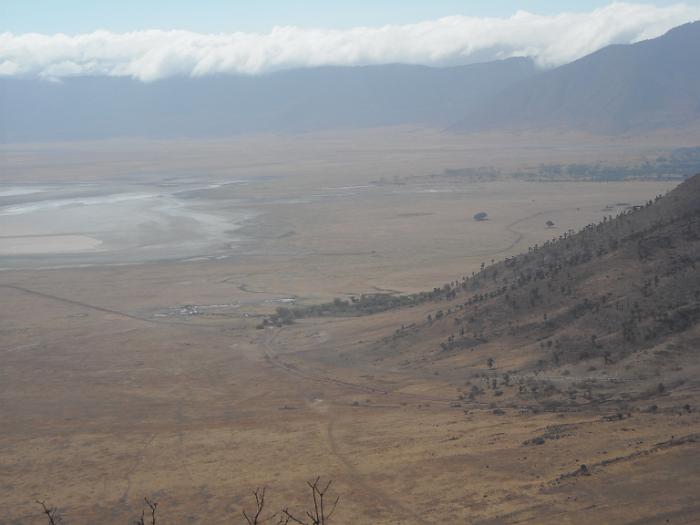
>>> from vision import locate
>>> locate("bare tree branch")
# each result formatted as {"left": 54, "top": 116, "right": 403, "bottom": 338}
{"left": 36, "top": 500, "right": 62, "bottom": 525}
{"left": 134, "top": 497, "right": 158, "bottom": 525}
{"left": 243, "top": 487, "right": 278, "bottom": 524}
{"left": 35, "top": 478, "right": 339, "bottom": 524}
{"left": 280, "top": 508, "right": 308, "bottom": 525}
{"left": 280, "top": 477, "right": 340, "bottom": 525}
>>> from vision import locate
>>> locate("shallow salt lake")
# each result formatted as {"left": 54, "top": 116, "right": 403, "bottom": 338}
{"left": 0, "top": 182, "right": 250, "bottom": 268}
{"left": 0, "top": 234, "right": 103, "bottom": 255}
{"left": 0, "top": 186, "right": 51, "bottom": 198}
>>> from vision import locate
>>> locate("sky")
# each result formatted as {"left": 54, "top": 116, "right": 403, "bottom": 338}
{"left": 1, "top": 0, "right": 696, "bottom": 33}
{"left": 1, "top": 2, "right": 700, "bottom": 80}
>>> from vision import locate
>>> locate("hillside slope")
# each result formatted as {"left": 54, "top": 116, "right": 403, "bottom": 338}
{"left": 283, "top": 174, "right": 700, "bottom": 414}
{"left": 373, "top": 173, "right": 700, "bottom": 412}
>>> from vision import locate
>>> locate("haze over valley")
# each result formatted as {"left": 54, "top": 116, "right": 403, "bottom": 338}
{"left": 2, "top": 3, "right": 700, "bottom": 524}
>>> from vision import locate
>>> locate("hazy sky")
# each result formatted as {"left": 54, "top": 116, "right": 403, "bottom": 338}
{"left": 2, "top": 0, "right": 696, "bottom": 33}
{"left": 1, "top": 2, "right": 699, "bottom": 80}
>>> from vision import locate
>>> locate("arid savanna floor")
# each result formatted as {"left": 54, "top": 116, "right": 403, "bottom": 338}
{"left": 1, "top": 129, "right": 698, "bottom": 524}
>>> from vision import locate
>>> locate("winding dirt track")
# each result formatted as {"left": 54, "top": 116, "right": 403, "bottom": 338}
{"left": 261, "top": 330, "right": 470, "bottom": 407}
{"left": 2, "top": 284, "right": 460, "bottom": 409}
{"left": 325, "top": 416, "right": 434, "bottom": 525}
{"left": 466, "top": 208, "right": 565, "bottom": 259}
{"left": 261, "top": 330, "right": 450, "bottom": 524}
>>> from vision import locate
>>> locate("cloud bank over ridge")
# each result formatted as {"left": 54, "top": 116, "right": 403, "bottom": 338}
{"left": 1, "top": 2, "right": 699, "bottom": 82}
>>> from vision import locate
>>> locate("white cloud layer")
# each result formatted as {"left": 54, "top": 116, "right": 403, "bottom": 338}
{"left": 1, "top": 2, "right": 699, "bottom": 81}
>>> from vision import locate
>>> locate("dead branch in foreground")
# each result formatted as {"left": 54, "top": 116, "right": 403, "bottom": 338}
{"left": 36, "top": 477, "right": 339, "bottom": 524}
{"left": 36, "top": 500, "right": 62, "bottom": 525}
{"left": 243, "top": 486, "right": 278, "bottom": 524}
{"left": 134, "top": 497, "right": 158, "bottom": 525}
{"left": 280, "top": 477, "right": 340, "bottom": 525}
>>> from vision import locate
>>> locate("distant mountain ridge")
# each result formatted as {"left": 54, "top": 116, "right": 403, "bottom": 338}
{"left": 453, "top": 21, "right": 700, "bottom": 133}
{"left": 1, "top": 21, "right": 700, "bottom": 142}
{"left": 0, "top": 58, "right": 536, "bottom": 142}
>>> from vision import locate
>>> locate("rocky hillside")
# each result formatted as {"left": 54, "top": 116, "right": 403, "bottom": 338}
{"left": 369, "top": 174, "right": 700, "bottom": 413}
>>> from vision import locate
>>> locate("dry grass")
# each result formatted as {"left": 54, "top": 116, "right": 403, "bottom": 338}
{"left": 1, "top": 130, "right": 698, "bottom": 524}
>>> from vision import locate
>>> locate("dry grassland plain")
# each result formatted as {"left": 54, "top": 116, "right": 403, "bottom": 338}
{"left": 1, "top": 128, "right": 699, "bottom": 524}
